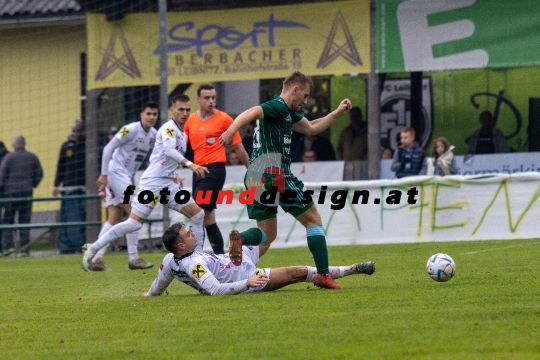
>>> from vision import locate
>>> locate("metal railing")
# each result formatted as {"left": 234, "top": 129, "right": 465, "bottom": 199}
{"left": 0, "top": 194, "right": 102, "bottom": 255}
{"left": 0, "top": 194, "right": 102, "bottom": 230}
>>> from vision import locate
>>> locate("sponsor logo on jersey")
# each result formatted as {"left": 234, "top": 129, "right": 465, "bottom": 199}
{"left": 192, "top": 264, "right": 207, "bottom": 279}
{"left": 283, "top": 135, "right": 291, "bottom": 144}
{"left": 120, "top": 127, "right": 130, "bottom": 137}
{"left": 171, "top": 268, "right": 188, "bottom": 277}
{"left": 206, "top": 136, "right": 215, "bottom": 145}
{"left": 165, "top": 128, "right": 175, "bottom": 137}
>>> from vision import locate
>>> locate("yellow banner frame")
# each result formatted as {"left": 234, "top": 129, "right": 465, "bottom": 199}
{"left": 87, "top": 1, "right": 370, "bottom": 89}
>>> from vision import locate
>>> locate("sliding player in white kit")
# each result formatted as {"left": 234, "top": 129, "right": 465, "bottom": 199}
{"left": 82, "top": 94, "right": 209, "bottom": 271}
{"left": 144, "top": 222, "right": 375, "bottom": 296}
{"left": 90, "top": 101, "right": 159, "bottom": 271}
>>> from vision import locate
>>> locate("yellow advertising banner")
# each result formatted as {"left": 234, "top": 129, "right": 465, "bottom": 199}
{"left": 87, "top": 1, "right": 370, "bottom": 89}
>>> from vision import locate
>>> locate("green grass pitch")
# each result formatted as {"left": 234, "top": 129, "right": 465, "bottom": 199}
{"left": 1, "top": 239, "right": 539, "bottom": 359}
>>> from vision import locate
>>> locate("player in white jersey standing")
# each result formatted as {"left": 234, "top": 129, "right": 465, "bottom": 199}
{"left": 89, "top": 101, "right": 159, "bottom": 271}
{"left": 144, "top": 222, "right": 375, "bottom": 296}
{"left": 82, "top": 94, "right": 209, "bottom": 271}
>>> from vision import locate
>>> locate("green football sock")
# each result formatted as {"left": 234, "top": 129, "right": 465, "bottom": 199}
{"left": 306, "top": 229, "right": 329, "bottom": 275}
{"left": 239, "top": 228, "right": 267, "bottom": 246}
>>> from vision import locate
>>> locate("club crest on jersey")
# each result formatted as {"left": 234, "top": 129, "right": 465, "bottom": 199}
{"left": 165, "top": 128, "right": 174, "bottom": 137}
{"left": 120, "top": 127, "right": 129, "bottom": 137}
{"left": 206, "top": 136, "right": 215, "bottom": 145}
{"left": 192, "top": 264, "right": 207, "bottom": 279}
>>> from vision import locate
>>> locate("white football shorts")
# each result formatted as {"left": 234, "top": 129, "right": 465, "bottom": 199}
{"left": 130, "top": 177, "right": 195, "bottom": 219}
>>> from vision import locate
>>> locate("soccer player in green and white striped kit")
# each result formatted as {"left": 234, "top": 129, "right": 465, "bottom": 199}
{"left": 219, "top": 71, "right": 369, "bottom": 290}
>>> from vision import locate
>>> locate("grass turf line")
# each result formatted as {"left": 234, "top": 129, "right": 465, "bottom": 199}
{"left": 1, "top": 239, "right": 539, "bottom": 359}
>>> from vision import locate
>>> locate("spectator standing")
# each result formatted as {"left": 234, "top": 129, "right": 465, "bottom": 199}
{"left": 53, "top": 119, "right": 87, "bottom": 254}
{"left": 241, "top": 120, "right": 256, "bottom": 158}
{"left": 302, "top": 149, "right": 317, "bottom": 162}
{"left": 290, "top": 133, "right": 336, "bottom": 162}
{"left": 391, "top": 127, "right": 427, "bottom": 178}
{"left": 427, "top": 137, "right": 458, "bottom": 176}
{"left": 184, "top": 83, "right": 250, "bottom": 254}
{"left": 0, "top": 141, "right": 10, "bottom": 251}
{"left": 107, "top": 126, "right": 119, "bottom": 141}
{"left": 227, "top": 151, "right": 241, "bottom": 166}
{"left": 0, "top": 136, "right": 43, "bottom": 256}
{"left": 466, "top": 110, "right": 510, "bottom": 155}
{"left": 381, "top": 148, "right": 393, "bottom": 159}
{"left": 337, "top": 106, "right": 367, "bottom": 161}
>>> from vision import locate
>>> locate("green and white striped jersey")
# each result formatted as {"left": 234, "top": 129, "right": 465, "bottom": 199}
{"left": 252, "top": 96, "right": 304, "bottom": 175}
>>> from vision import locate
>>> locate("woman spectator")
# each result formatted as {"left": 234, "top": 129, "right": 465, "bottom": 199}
{"left": 427, "top": 137, "right": 458, "bottom": 176}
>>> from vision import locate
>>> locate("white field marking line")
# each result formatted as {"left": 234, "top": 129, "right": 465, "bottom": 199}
{"left": 462, "top": 241, "right": 539, "bottom": 255}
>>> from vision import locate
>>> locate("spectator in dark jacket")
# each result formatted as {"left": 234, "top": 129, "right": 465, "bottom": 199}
{"left": 291, "top": 133, "right": 336, "bottom": 162}
{"left": 0, "top": 135, "right": 43, "bottom": 256}
{"left": 391, "top": 127, "right": 427, "bottom": 178}
{"left": 53, "top": 119, "right": 87, "bottom": 254}
{"left": 53, "top": 119, "right": 86, "bottom": 196}
{"left": 0, "top": 141, "right": 10, "bottom": 252}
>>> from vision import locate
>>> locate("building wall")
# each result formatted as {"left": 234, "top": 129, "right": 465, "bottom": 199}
{"left": 0, "top": 24, "right": 86, "bottom": 211}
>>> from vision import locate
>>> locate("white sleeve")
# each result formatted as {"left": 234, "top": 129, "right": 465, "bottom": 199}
{"left": 198, "top": 273, "right": 249, "bottom": 296}
{"left": 146, "top": 261, "right": 174, "bottom": 296}
{"left": 163, "top": 136, "right": 186, "bottom": 164}
{"left": 100, "top": 136, "right": 122, "bottom": 175}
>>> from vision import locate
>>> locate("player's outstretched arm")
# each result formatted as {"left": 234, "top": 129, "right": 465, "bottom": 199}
{"left": 292, "top": 99, "right": 352, "bottom": 136}
{"left": 145, "top": 260, "right": 175, "bottom": 296}
{"left": 197, "top": 273, "right": 254, "bottom": 296}
{"left": 220, "top": 106, "right": 263, "bottom": 146}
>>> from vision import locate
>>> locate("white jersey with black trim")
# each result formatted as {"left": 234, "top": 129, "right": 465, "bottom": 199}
{"left": 108, "top": 121, "right": 157, "bottom": 178}
{"left": 141, "top": 119, "right": 187, "bottom": 180}
{"left": 147, "top": 246, "right": 261, "bottom": 296}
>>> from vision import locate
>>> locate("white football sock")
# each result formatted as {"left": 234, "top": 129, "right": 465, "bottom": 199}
{"left": 88, "top": 218, "right": 142, "bottom": 258}
{"left": 126, "top": 232, "right": 139, "bottom": 262}
{"left": 93, "top": 222, "right": 113, "bottom": 260}
{"left": 189, "top": 210, "right": 205, "bottom": 252}
{"left": 328, "top": 266, "right": 349, "bottom": 278}
{"left": 305, "top": 266, "right": 352, "bottom": 282}
{"left": 305, "top": 266, "right": 317, "bottom": 282}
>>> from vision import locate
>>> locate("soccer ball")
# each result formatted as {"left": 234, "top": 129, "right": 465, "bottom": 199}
{"left": 426, "top": 253, "right": 456, "bottom": 282}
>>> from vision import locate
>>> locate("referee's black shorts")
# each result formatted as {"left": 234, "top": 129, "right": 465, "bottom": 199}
{"left": 192, "top": 163, "right": 226, "bottom": 211}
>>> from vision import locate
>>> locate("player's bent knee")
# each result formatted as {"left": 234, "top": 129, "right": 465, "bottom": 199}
{"left": 190, "top": 209, "right": 204, "bottom": 225}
